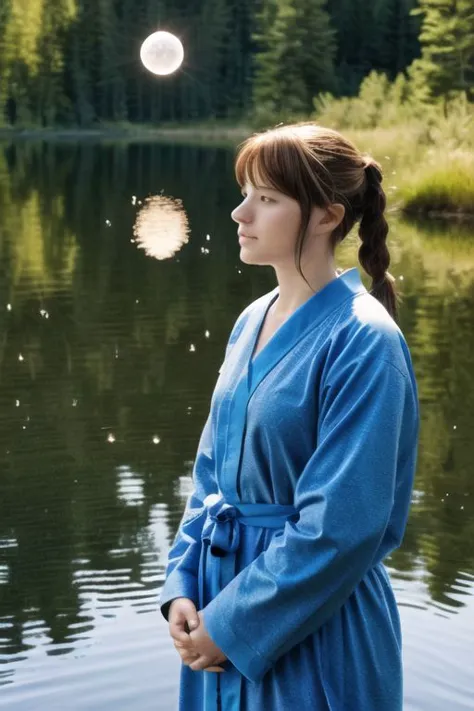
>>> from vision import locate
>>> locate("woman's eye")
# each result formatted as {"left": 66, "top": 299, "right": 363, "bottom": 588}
{"left": 239, "top": 193, "right": 272, "bottom": 202}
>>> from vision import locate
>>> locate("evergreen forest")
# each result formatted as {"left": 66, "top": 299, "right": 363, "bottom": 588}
{"left": 1, "top": 0, "right": 472, "bottom": 128}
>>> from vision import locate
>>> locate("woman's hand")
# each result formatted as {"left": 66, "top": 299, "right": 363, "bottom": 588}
{"left": 168, "top": 599, "right": 225, "bottom": 672}
{"left": 187, "top": 610, "right": 228, "bottom": 672}
{"left": 168, "top": 597, "right": 200, "bottom": 643}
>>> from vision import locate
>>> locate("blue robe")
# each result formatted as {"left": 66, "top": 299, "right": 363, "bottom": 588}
{"left": 160, "top": 267, "right": 420, "bottom": 711}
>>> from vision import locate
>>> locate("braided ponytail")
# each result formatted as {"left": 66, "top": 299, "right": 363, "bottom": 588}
{"left": 358, "top": 160, "right": 398, "bottom": 321}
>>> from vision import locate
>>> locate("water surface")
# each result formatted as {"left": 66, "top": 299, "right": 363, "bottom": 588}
{"left": 0, "top": 141, "right": 473, "bottom": 710}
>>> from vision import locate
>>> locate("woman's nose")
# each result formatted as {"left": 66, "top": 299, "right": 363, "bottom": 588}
{"left": 231, "top": 202, "right": 251, "bottom": 224}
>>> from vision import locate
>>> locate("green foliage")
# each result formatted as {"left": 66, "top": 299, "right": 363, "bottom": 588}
{"left": 0, "top": 0, "right": 472, "bottom": 128}
{"left": 412, "top": 0, "right": 474, "bottom": 99}
{"left": 313, "top": 76, "right": 474, "bottom": 216}
{"left": 400, "top": 151, "right": 474, "bottom": 215}
{"left": 252, "top": 0, "right": 336, "bottom": 120}
{"left": 313, "top": 69, "right": 435, "bottom": 129}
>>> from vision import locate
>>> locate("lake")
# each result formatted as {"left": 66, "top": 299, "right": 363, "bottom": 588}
{"left": 0, "top": 140, "right": 473, "bottom": 711}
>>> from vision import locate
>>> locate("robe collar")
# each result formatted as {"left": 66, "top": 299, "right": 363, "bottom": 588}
{"left": 246, "top": 267, "right": 367, "bottom": 396}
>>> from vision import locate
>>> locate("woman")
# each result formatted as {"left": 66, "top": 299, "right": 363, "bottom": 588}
{"left": 159, "top": 122, "right": 420, "bottom": 711}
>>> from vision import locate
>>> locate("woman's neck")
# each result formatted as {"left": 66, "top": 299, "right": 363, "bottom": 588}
{"left": 272, "top": 262, "right": 338, "bottom": 318}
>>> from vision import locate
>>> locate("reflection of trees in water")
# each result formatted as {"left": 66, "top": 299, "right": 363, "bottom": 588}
{"left": 388, "top": 229, "right": 474, "bottom": 607}
{"left": 0, "top": 142, "right": 473, "bottom": 660}
{"left": 0, "top": 140, "right": 260, "bottom": 658}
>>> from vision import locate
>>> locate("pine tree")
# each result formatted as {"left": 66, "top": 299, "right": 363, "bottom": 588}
{"left": 327, "top": 0, "right": 421, "bottom": 94}
{"left": 1, "top": 0, "right": 45, "bottom": 125}
{"left": 65, "top": 0, "right": 96, "bottom": 126}
{"left": 218, "top": 0, "right": 255, "bottom": 118}
{"left": 35, "top": 0, "right": 77, "bottom": 125}
{"left": 253, "top": 0, "right": 336, "bottom": 116}
{"left": 411, "top": 0, "right": 474, "bottom": 99}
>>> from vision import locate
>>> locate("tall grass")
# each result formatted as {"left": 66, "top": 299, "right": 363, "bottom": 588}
{"left": 311, "top": 73, "right": 474, "bottom": 217}
{"left": 399, "top": 152, "right": 474, "bottom": 216}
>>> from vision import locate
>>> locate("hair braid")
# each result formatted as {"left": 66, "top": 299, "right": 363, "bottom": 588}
{"left": 358, "top": 160, "right": 398, "bottom": 321}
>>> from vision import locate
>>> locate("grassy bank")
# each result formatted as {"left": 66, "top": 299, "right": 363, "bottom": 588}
{"left": 344, "top": 128, "right": 474, "bottom": 219}
{"left": 312, "top": 77, "right": 474, "bottom": 219}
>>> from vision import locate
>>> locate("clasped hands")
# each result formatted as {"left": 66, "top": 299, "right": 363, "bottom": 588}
{"left": 168, "top": 597, "right": 228, "bottom": 672}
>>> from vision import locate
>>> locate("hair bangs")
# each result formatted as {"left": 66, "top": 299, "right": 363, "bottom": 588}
{"left": 235, "top": 136, "right": 294, "bottom": 196}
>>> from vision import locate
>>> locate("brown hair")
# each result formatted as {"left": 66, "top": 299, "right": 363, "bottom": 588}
{"left": 234, "top": 122, "right": 398, "bottom": 321}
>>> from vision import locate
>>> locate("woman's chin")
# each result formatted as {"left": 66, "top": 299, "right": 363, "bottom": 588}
{"left": 239, "top": 248, "right": 258, "bottom": 265}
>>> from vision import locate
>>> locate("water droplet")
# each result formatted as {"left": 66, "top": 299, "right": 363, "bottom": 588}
{"left": 453, "top": 425, "right": 457, "bottom": 430}
{"left": 72, "top": 399, "right": 78, "bottom": 407}
{"left": 105, "top": 220, "right": 112, "bottom": 227}
{"left": 132, "top": 196, "right": 137, "bottom": 206}
{"left": 460, "top": 506, "right": 464, "bottom": 510}
{"left": 206, "top": 234, "right": 211, "bottom": 241}
{"left": 39, "top": 309, "right": 49, "bottom": 319}
{"left": 107, "top": 433, "right": 116, "bottom": 443}
{"left": 152, "top": 436, "right": 161, "bottom": 444}
{"left": 205, "top": 330, "right": 210, "bottom": 338}
{"left": 238, "top": 270, "right": 242, "bottom": 274}
{"left": 18, "top": 354, "right": 24, "bottom": 362}
{"left": 187, "top": 406, "right": 192, "bottom": 411}
{"left": 15, "top": 400, "right": 20, "bottom": 407}
{"left": 398, "top": 276, "right": 404, "bottom": 281}
{"left": 6, "top": 304, "right": 12, "bottom": 311}
{"left": 189, "top": 344, "right": 196, "bottom": 352}
{"left": 135, "top": 299, "right": 139, "bottom": 304}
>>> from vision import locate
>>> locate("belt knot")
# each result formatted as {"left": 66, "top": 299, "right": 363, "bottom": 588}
{"left": 202, "top": 494, "right": 240, "bottom": 557}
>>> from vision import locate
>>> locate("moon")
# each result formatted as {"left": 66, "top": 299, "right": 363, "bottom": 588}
{"left": 140, "top": 31, "right": 184, "bottom": 76}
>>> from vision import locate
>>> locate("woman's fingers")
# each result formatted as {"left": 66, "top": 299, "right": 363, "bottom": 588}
{"left": 169, "top": 620, "right": 191, "bottom": 644}
{"left": 173, "top": 639, "right": 196, "bottom": 652}
{"left": 174, "top": 640, "right": 199, "bottom": 664}
{"left": 189, "top": 655, "right": 223, "bottom": 672}
{"left": 173, "top": 642, "right": 224, "bottom": 672}
{"left": 168, "top": 599, "right": 199, "bottom": 643}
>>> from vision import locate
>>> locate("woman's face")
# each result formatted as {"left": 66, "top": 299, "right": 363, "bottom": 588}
{"left": 231, "top": 177, "right": 327, "bottom": 267}
{"left": 230, "top": 175, "right": 302, "bottom": 266}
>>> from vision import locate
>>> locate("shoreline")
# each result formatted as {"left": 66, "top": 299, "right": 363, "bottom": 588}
{"left": 0, "top": 124, "right": 252, "bottom": 145}
{"left": 1, "top": 125, "right": 473, "bottom": 220}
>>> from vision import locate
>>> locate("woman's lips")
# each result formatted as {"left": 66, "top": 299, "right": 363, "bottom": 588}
{"left": 238, "top": 233, "right": 257, "bottom": 243}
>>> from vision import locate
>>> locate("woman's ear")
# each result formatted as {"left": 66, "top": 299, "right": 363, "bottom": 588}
{"left": 320, "top": 203, "right": 345, "bottom": 230}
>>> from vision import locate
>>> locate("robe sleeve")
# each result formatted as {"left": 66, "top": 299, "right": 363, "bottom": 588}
{"left": 159, "top": 412, "right": 218, "bottom": 621}
{"left": 202, "top": 338, "right": 419, "bottom": 682}
{"left": 159, "top": 307, "right": 251, "bottom": 621}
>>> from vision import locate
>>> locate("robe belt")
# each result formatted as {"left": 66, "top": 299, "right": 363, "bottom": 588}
{"left": 199, "top": 494, "right": 298, "bottom": 710}
{"left": 201, "top": 493, "right": 298, "bottom": 561}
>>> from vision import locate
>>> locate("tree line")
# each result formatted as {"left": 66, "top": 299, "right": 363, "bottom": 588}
{"left": 0, "top": 0, "right": 472, "bottom": 128}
